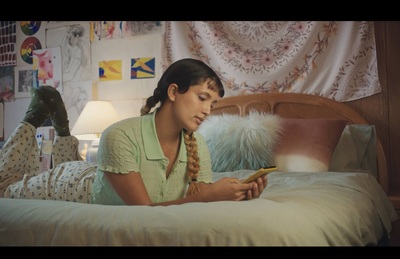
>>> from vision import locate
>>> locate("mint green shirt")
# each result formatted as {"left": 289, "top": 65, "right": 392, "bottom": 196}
{"left": 91, "top": 111, "right": 212, "bottom": 205}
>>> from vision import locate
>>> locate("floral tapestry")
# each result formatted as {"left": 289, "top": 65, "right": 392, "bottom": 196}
{"left": 162, "top": 21, "right": 380, "bottom": 101}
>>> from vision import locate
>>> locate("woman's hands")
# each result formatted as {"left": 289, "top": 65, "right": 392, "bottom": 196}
{"left": 245, "top": 174, "right": 268, "bottom": 200}
{"left": 105, "top": 171, "right": 268, "bottom": 206}
{"left": 201, "top": 175, "right": 268, "bottom": 202}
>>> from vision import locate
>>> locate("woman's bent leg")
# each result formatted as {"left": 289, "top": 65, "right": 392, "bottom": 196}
{"left": 0, "top": 123, "right": 85, "bottom": 198}
{"left": 4, "top": 161, "right": 97, "bottom": 203}
{"left": 0, "top": 122, "right": 40, "bottom": 197}
{"left": 52, "top": 135, "right": 84, "bottom": 166}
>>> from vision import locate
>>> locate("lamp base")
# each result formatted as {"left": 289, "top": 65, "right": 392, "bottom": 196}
{"left": 86, "top": 139, "right": 99, "bottom": 163}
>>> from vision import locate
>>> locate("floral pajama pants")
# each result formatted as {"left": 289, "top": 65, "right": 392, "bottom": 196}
{"left": 0, "top": 122, "right": 97, "bottom": 203}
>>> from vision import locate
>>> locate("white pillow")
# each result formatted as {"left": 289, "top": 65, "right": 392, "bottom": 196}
{"left": 197, "top": 111, "right": 282, "bottom": 172}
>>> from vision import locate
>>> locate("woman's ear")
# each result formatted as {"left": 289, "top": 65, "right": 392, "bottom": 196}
{"left": 167, "top": 83, "right": 178, "bottom": 101}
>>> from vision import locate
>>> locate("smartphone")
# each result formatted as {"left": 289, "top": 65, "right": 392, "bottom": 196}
{"left": 241, "top": 166, "right": 277, "bottom": 183}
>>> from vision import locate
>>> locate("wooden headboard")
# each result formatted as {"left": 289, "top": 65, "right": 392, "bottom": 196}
{"left": 210, "top": 93, "right": 388, "bottom": 193}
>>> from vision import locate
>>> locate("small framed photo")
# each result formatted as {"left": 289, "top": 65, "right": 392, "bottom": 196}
{"left": 14, "top": 66, "right": 38, "bottom": 98}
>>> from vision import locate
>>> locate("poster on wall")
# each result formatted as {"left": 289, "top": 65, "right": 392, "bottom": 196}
{"left": 0, "top": 66, "right": 14, "bottom": 102}
{"left": 45, "top": 22, "right": 92, "bottom": 130}
{"left": 16, "top": 21, "right": 46, "bottom": 66}
{"left": 0, "top": 21, "right": 17, "bottom": 67}
{"left": 20, "top": 21, "right": 42, "bottom": 36}
{"left": 14, "top": 66, "right": 38, "bottom": 98}
{"left": 99, "top": 60, "right": 122, "bottom": 81}
{"left": 131, "top": 57, "right": 155, "bottom": 79}
{"left": 32, "top": 47, "right": 63, "bottom": 93}
{"left": 91, "top": 21, "right": 163, "bottom": 41}
{"left": 46, "top": 23, "right": 91, "bottom": 83}
{"left": 91, "top": 33, "right": 162, "bottom": 100}
{"left": 19, "top": 36, "right": 42, "bottom": 65}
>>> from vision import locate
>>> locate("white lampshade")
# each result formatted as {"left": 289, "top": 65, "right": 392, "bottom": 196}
{"left": 71, "top": 100, "right": 119, "bottom": 136}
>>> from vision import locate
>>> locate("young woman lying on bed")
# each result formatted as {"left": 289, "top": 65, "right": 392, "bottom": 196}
{"left": 0, "top": 58, "right": 267, "bottom": 206}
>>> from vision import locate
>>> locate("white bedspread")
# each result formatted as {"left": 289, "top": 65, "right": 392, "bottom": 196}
{"left": 0, "top": 171, "right": 398, "bottom": 246}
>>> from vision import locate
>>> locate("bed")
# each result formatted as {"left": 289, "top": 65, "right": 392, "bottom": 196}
{"left": 0, "top": 92, "right": 398, "bottom": 246}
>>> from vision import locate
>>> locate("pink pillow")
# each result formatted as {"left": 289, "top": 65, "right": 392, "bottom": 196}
{"left": 274, "top": 118, "right": 347, "bottom": 172}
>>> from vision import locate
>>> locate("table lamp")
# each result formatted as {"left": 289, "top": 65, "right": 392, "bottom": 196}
{"left": 71, "top": 100, "right": 119, "bottom": 162}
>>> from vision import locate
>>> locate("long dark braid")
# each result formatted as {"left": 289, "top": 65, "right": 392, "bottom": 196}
{"left": 140, "top": 58, "right": 224, "bottom": 196}
{"left": 183, "top": 130, "right": 200, "bottom": 195}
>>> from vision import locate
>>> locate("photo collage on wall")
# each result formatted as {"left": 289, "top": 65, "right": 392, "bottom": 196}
{"left": 92, "top": 22, "right": 158, "bottom": 82}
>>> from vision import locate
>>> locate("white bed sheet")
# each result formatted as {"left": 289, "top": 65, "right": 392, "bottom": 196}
{"left": 0, "top": 171, "right": 397, "bottom": 246}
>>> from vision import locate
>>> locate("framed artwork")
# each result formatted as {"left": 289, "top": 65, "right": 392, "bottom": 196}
{"left": 14, "top": 66, "right": 38, "bottom": 98}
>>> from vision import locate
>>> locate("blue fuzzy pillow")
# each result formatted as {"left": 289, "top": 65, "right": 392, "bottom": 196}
{"left": 197, "top": 111, "right": 282, "bottom": 172}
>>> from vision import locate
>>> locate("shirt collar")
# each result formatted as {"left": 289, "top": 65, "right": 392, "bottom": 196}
{"left": 141, "top": 110, "right": 187, "bottom": 162}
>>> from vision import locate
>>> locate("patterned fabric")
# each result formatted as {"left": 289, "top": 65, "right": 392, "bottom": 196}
{"left": 0, "top": 122, "right": 96, "bottom": 203}
{"left": 162, "top": 21, "right": 380, "bottom": 101}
